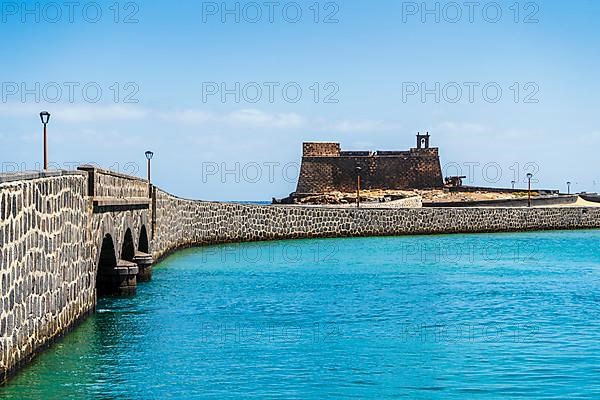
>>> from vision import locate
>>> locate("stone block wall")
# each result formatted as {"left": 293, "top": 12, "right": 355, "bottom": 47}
{"left": 303, "top": 142, "right": 341, "bottom": 157}
{"left": 423, "top": 195, "right": 579, "bottom": 208}
{"left": 77, "top": 167, "right": 151, "bottom": 263}
{"left": 90, "top": 208, "right": 149, "bottom": 262}
{"left": 151, "top": 189, "right": 600, "bottom": 261}
{"left": 78, "top": 166, "right": 149, "bottom": 199}
{"left": 0, "top": 172, "right": 95, "bottom": 382}
{"left": 0, "top": 169, "right": 151, "bottom": 382}
{"left": 362, "top": 196, "right": 423, "bottom": 208}
{"left": 295, "top": 142, "right": 444, "bottom": 195}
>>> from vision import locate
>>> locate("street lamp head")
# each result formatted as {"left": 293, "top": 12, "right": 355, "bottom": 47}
{"left": 526, "top": 173, "right": 533, "bottom": 180}
{"left": 354, "top": 166, "right": 362, "bottom": 174}
{"left": 145, "top": 151, "right": 154, "bottom": 160}
{"left": 40, "top": 111, "right": 50, "bottom": 124}
{"left": 567, "top": 181, "right": 572, "bottom": 185}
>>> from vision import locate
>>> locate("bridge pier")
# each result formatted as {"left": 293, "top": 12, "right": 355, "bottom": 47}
{"left": 134, "top": 252, "right": 154, "bottom": 282}
{"left": 115, "top": 261, "right": 139, "bottom": 295}
{"left": 97, "top": 261, "right": 139, "bottom": 296}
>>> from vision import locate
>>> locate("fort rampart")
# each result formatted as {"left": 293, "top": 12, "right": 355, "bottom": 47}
{"left": 295, "top": 140, "right": 444, "bottom": 195}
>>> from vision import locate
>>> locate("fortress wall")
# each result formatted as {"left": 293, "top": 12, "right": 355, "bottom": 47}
{"left": 151, "top": 189, "right": 600, "bottom": 261}
{"left": 0, "top": 172, "right": 95, "bottom": 382}
{"left": 295, "top": 150, "right": 443, "bottom": 194}
{"left": 407, "top": 150, "right": 444, "bottom": 188}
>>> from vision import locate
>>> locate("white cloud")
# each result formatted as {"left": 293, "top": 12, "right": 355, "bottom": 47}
{"left": 575, "top": 131, "right": 600, "bottom": 145}
{"left": 0, "top": 103, "right": 401, "bottom": 134}
{"left": 162, "top": 109, "right": 215, "bottom": 124}
{"left": 317, "top": 119, "right": 401, "bottom": 133}
{"left": 162, "top": 108, "right": 306, "bottom": 129}
{"left": 436, "top": 121, "right": 550, "bottom": 142}
{"left": 227, "top": 109, "right": 306, "bottom": 129}
{"left": 0, "top": 103, "right": 149, "bottom": 122}
{"left": 163, "top": 107, "right": 398, "bottom": 133}
{"left": 0, "top": 104, "right": 33, "bottom": 118}
{"left": 436, "top": 121, "right": 490, "bottom": 135}
{"left": 57, "top": 104, "right": 149, "bottom": 122}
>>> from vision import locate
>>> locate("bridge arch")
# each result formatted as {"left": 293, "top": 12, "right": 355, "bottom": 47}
{"left": 94, "top": 222, "right": 140, "bottom": 296}
{"left": 139, "top": 225, "right": 149, "bottom": 254}
{"left": 96, "top": 233, "right": 118, "bottom": 296}
{"left": 89, "top": 191, "right": 152, "bottom": 295}
{"left": 121, "top": 228, "right": 135, "bottom": 262}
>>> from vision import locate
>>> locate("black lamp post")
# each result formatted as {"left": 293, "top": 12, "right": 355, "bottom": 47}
{"left": 527, "top": 173, "right": 533, "bottom": 207}
{"left": 511, "top": 180, "right": 516, "bottom": 190}
{"left": 145, "top": 151, "right": 154, "bottom": 197}
{"left": 355, "top": 166, "right": 362, "bottom": 208}
{"left": 567, "top": 181, "right": 572, "bottom": 195}
{"left": 40, "top": 111, "right": 51, "bottom": 170}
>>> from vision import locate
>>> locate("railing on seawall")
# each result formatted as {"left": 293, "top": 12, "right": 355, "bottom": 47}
{"left": 580, "top": 194, "right": 600, "bottom": 203}
{"left": 0, "top": 170, "right": 85, "bottom": 184}
{"left": 423, "top": 195, "right": 579, "bottom": 208}
{"left": 77, "top": 165, "right": 151, "bottom": 212}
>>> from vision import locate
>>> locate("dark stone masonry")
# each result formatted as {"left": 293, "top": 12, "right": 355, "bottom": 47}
{"left": 295, "top": 133, "right": 444, "bottom": 195}
{"left": 1, "top": 166, "right": 600, "bottom": 383}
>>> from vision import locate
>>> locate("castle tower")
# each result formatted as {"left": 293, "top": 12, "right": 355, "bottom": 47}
{"left": 416, "top": 132, "right": 430, "bottom": 149}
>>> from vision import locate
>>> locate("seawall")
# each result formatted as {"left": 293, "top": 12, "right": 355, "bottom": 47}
{"left": 151, "top": 189, "right": 600, "bottom": 260}
{"left": 2, "top": 171, "right": 600, "bottom": 383}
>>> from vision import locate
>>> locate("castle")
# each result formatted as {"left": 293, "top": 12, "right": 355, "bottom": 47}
{"left": 294, "top": 133, "right": 444, "bottom": 195}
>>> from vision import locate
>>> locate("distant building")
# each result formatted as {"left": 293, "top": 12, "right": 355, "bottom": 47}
{"left": 294, "top": 133, "right": 443, "bottom": 195}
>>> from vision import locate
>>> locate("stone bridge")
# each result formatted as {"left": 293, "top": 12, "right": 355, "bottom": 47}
{"left": 77, "top": 166, "right": 155, "bottom": 295}
{"left": 2, "top": 167, "right": 600, "bottom": 382}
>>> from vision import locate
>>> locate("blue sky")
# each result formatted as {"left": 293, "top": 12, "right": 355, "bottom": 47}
{"left": 0, "top": 0, "right": 599, "bottom": 200}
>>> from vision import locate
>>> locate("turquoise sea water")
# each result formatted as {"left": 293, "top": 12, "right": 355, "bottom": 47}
{"left": 2, "top": 231, "right": 600, "bottom": 399}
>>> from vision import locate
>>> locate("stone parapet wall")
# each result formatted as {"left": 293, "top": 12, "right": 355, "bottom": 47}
{"left": 424, "top": 195, "right": 579, "bottom": 208}
{"left": 294, "top": 196, "right": 424, "bottom": 209}
{"left": 361, "top": 196, "right": 423, "bottom": 208}
{"left": 0, "top": 174, "right": 95, "bottom": 382}
{"left": 78, "top": 166, "right": 149, "bottom": 199}
{"left": 0, "top": 170, "right": 85, "bottom": 184}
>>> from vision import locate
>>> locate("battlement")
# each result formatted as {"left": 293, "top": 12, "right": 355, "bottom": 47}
{"left": 303, "top": 142, "right": 341, "bottom": 157}
{"left": 340, "top": 151, "right": 373, "bottom": 157}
